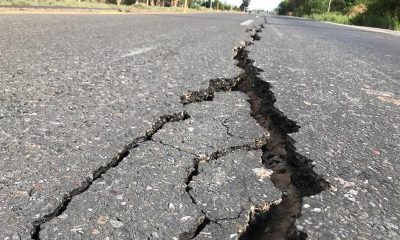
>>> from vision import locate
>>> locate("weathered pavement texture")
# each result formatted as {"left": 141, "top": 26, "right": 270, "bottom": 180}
{"left": 40, "top": 92, "right": 281, "bottom": 239}
{"left": 251, "top": 16, "right": 400, "bottom": 239}
{"left": 1, "top": 12, "right": 399, "bottom": 240}
{"left": 0, "top": 13, "right": 289, "bottom": 239}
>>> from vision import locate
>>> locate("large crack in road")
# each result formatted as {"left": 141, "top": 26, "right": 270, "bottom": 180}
{"left": 30, "top": 22, "right": 329, "bottom": 240}
{"left": 180, "top": 24, "right": 330, "bottom": 239}
{"left": 233, "top": 33, "right": 330, "bottom": 240}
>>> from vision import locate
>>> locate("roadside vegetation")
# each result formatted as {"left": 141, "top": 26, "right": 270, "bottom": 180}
{"left": 0, "top": 0, "right": 245, "bottom": 11}
{"left": 0, "top": 0, "right": 115, "bottom": 8}
{"left": 277, "top": 0, "right": 400, "bottom": 30}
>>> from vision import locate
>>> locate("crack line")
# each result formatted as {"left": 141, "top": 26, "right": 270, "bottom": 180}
{"left": 179, "top": 135, "right": 268, "bottom": 239}
{"left": 179, "top": 23, "right": 330, "bottom": 239}
{"left": 153, "top": 139, "right": 199, "bottom": 157}
{"left": 31, "top": 21, "right": 329, "bottom": 240}
{"left": 30, "top": 111, "right": 190, "bottom": 239}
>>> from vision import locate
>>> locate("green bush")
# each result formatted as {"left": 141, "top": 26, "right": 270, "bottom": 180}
{"left": 305, "top": 12, "right": 400, "bottom": 31}
{"left": 278, "top": 0, "right": 400, "bottom": 31}
{"left": 307, "top": 12, "right": 351, "bottom": 24}
{"left": 130, "top": 2, "right": 152, "bottom": 8}
{"left": 350, "top": 13, "right": 399, "bottom": 30}
{"left": 189, "top": 2, "right": 201, "bottom": 9}
{"left": 395, "top": 18, "right": 400, "bottom": 30}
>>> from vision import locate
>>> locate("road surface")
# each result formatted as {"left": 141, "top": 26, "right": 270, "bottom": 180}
{"left": 251, "top": 16, "right": 400, "bottom": 239}
{"left": 0, "top": 13, "right": 399, "bottom": 240}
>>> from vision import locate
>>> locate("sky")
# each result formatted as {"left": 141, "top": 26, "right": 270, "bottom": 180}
{"left": 224, "top": 0, "right": 281, "bottom": 11}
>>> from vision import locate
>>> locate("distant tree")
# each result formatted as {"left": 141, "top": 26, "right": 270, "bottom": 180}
{"left": 201, "top": 0, "right": 233, "bottom": 10}
{"left": 277, "top": 0, "right": 399, "bottom": 21}
{"left": 329, "top": 0, "right": 356, "bottom": 12}
{"left": 277, "top": 0, "right": 294, "bottom": 14}
{"left": 240, "top": 0, "right": 250, "bottom": 11}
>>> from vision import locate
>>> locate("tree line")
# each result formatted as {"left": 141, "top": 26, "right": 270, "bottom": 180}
{"left": 105, "top": 0, "right": 245, "bottom": 10}
{"left": 277, "top": 0, "right": 400, "bottom": 30}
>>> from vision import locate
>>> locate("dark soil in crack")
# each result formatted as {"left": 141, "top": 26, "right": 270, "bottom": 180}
{"left": 180, "top": 24, "right": 330, "bottom": 239}
{"left": 233, "top": 38, "right": 329, "bottom": 240}
{"left": 232, "top": 30, "right": 329, "bottom": 239}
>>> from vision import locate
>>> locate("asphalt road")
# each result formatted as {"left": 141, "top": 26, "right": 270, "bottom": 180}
{"left": 0, "top": 13, "right": 399, "bottom": 240}
{"left": 0, "top": 13, "right": 272, "bottom": 239}
{"left": 251, "top": 16, "right": 400, "bottom": 239}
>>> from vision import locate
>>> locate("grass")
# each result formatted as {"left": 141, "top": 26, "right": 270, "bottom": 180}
{"left": 128, "top": 3, "right": 206, "bottom": 12}
{"left": 0, "top": 0, "right": 118, "bottom": 8}
{"left": 351, "top": 14, "right": 400, "bottom": 31}
{"left": 0, "top": 0, "right": 208, "bottom": 12}
{"left": 305, "top": 12, "right": 400, "bottom": 31}
{"left": 307, "top": 12, "right": 351, "bottom": 25}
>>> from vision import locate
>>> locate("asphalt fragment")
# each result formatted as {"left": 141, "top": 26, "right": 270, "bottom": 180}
{"left": 179, "top": 149, "right": 281, "bottom": 240}
{"left": 39, "top": 91, "right": 279, "bottom": 239}
{"left": 183, "top": 136, "right": 268, "bottom": 205}
{"left": 180, "top": 78, "right": 238, "bottom": 105}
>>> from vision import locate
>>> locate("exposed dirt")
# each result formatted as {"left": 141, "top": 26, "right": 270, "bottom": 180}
{"left": 180, "top": 25, "right": 330, "bottom": 239}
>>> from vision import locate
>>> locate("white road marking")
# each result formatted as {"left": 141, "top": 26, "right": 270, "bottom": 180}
{"left": 240, "top": 19, "right": 254, "bottom": 26}
{"left": 122, "top": 46, "right": 156, "bottom": 58}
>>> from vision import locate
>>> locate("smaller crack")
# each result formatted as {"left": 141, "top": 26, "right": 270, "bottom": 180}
{"left": 203, "top": 136, "right": 267, "bottom": 162}
{"left": 179, "top": 213, "right": 211, "bottom": 240}
{"left": 183, "top": 135, "right": 269, "bottom": 217}
{"left": 214, "top": 208, "right": 245, "bottom": 223}
{"left": 250, "top": 33, "right": 261, "bottom": 41}
{"left": 247, "top": 26, "right": 263, "bottom": 41}
{"left": 185, "top": 157, "right": 200, "bottom": 205}
{"left": 30, "top": 111, "right": 190, "bottom": 240}
{"left": 180, "top": 89, "right": 214, "bottom": 105}
{"left": 153, "top": 139, "right": 198, "bottom": 157}
{"left": 180, "top": 78, "right": 238, "bottom": 105}
{"left": 145, "top": 111, "right": 190, "bottom": 139}
{"left": 179, "top": 208, "right": 246, "bottom": 239}
{"left": 218, "top": 117, "right": 248, "bottom": 140}
{"left": 218, "top": 118, "right": 235, "bottom": 138}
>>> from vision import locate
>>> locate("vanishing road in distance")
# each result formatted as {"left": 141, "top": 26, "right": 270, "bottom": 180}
{"left": 1, "top": 13, "right": 399, "bottom": 240}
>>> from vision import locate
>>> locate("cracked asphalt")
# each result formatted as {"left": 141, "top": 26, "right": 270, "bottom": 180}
{"left": 251, "top": 16, "right": 400, "bottom": 239}
{"left": 1, "top": 12, "right": 399, "bottom": 240}
{"left": 0, "top": 13, "right": 277, "bottom": 239}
